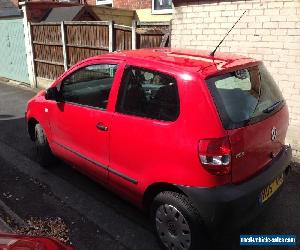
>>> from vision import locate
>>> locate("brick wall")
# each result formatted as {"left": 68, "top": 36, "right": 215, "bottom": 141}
{"left": 114, "top": 0, "right": 151, "bottom": 9}
{"left": 10, "top": 0, "right": 19, "bottom": 7}
{"left": 172, "top": 0, "right": 300, "bottom": 161}
{"left": 25, "top": 2, "right": 79, "bottom": 22}
{"left": 85, "top": 0, "right": 96, "bottom": 5}
{"left": 85, "top": 0, "right": 151, "bottom": 9}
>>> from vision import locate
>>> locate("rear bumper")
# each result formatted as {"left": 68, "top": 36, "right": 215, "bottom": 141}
{"left": 178, "top": 145, "right": 292, "bottom": 232}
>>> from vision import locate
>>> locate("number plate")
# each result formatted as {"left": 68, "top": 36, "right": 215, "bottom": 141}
{"left": 260, "top": 174, "right": 284, "bottom": 203}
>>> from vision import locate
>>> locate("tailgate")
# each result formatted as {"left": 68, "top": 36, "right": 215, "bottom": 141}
{"left": 228, "top": 105, "right": 288, "bottom": 183}
{"left": 206, "top": 63, "right": 288, "bottom": 183}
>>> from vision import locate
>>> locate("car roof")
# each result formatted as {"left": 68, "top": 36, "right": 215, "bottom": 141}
{"left": 89, "top": 48, "right": 258, "bottom": 77}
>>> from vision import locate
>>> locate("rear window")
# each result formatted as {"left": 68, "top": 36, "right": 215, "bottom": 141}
{"left": 207, "top": 63, "right": 284, "bottom": 129}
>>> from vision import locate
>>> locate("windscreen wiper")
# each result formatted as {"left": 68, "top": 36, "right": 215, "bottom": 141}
{"left": 263, "top": 100, "right": 283, "bottom": 113}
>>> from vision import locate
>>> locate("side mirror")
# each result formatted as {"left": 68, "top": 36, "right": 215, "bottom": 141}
{"left": 45, "top": 87, "right": 62, "bottom": 102}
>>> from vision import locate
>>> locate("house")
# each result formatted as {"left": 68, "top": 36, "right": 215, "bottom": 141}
{"left": 11, "top": 0, "right": 171, "bottom": 23}
{"left": 0, "top": 0, "right": 20, "bottom": 17}
{"left": 171, "top": 0, "right": 300, "bottom": 161}
{"left": 88, "top": 6, "right": 135, "bottom": 25}
{"left": 42, "top": 5, "right": 135, "bottom": 25}
{"left": 19, "top": 1, "right": 134, "bottom": 25}
{"left": 86, "top": 0, "right": 173, "bottom": 22}
{"left": 0, "top": 0, "right": 168, "bottom": 88}
{"left": 42, "top": 6, "right": 100, "bottom": 22}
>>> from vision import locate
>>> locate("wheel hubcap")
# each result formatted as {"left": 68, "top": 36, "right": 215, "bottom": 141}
{"left": 155, "top": 204, "right": 191, "bottom": 250}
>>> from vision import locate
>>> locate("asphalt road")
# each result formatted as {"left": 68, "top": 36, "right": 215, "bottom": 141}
{"left": 0, "top": 81, "right": 299, "bottom": 250}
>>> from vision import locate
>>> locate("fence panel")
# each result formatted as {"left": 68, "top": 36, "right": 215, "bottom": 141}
{"left": 136, "top": 22, "right": 170, "bottom": 49}
{"left": 65, "top": 21, "right": 110, "bottom": 66}
{"left": 31, "top": 23, "right": 64, "bottom": 79}
{"left": 30, "top": 21, "right": 170, "bottom": 82}
{"left": 114, "top": 24, "right": 132, "bottom": 51}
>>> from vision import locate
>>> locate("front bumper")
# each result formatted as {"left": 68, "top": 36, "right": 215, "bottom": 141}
{"left": 178, "top": 145, "right": 292, "bottom": 232}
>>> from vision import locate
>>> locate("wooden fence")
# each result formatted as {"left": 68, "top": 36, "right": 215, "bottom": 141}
{"left": 136, "top": 22, "right": 170, "bottom": 49}
{"left": 30, "top": 20, "right": 170, "bottom": 80}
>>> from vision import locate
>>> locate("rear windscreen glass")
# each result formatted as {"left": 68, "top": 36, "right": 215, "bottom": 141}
{"left": 206, "top": 64, "right": 284, "bottom": 129}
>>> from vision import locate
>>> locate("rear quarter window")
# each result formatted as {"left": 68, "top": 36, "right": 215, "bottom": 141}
{"left": 116, "top": 66, "right": 180, "bottom": 122}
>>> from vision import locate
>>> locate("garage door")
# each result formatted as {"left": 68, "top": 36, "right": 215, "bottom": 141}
{"left": 0, "top": 18, "right": 29, "bottom": 84}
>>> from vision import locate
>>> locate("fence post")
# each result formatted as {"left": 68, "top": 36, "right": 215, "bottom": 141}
{"left": 108, "top": 21, "right": 114, "bottom": 52}
{"left": 21, "top": 3, "right": 37, "bottom": 88}
{"left": 131, "top": 20, "right": 137, "bottom": 50}
{"left": 169, "top": 19, "right": 172, "bottom": 48}
{"left": 61, "top": 21, "right": 68, "bottom": 71}
{"left": 160, "top": 20, "right": 172, "bottom": 48}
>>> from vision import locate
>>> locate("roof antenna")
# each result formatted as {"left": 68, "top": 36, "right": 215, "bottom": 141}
{"left": 210, "top": 10, "right": 247, "bottom": 57}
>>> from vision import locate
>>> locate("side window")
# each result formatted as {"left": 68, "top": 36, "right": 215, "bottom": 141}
{"left": 116, "top": 66, "right": 179, "bottom": 121}
{"left": 61, "top": 64, "right": 118, "bottom": 109}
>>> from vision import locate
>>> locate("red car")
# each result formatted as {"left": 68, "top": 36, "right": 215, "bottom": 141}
{"left": 0, "top": 233, "right": 72, "bottom": 250}
{"left": 26, "top": 49, "right": 292, "bottom": 250}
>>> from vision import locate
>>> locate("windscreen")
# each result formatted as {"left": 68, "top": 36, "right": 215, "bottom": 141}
{"left": 206, "top": 63, "right": 284, "bottom": 129}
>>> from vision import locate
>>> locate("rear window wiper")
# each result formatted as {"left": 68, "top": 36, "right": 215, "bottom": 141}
{"left": 263, "top": 100, "right": 284, "bottom": 113}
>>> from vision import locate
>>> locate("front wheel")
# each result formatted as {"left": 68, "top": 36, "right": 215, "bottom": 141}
{"left": 151, "top": 191, "right": 208, "bottom": 250}
{"left": 34, "top": 123, "right": 54, "bottom": 167}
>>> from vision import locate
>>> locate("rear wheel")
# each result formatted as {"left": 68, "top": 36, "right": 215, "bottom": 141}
{"left": 34, "top": 123, "right": 54, "bottom": 167}
{"left": 151, "top": 191, "right": 208, "bottom": 250}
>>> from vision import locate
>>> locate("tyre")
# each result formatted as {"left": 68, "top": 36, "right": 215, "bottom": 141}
{"left": 34, "top": 123, "right": 54, "bottom": 167}
{"left": 151, "top": 191, "right": 208, "bottom": 250}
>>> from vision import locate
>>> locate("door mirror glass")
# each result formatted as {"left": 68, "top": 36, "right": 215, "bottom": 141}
{"left": 45, "top": 87, "right": 62, "bottom": 102}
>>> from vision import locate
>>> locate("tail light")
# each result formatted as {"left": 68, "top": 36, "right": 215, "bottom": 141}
{"left": 198, "top": 137, "right": 231, "bottom": 175}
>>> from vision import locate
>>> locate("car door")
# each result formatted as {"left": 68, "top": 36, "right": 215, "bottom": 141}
{"left": 47, "top": 60, "right": 123, "bottom": 183}
{"left": 108, "top": 64, "right": 182, "bottom": 201}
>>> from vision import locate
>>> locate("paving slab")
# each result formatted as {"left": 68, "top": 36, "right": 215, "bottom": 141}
{"left": 0, "top": 217, "right": 12, "bottom": 233}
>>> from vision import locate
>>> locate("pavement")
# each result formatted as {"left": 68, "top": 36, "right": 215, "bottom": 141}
{"left": 0, "top": 80, "right": 299, "bottom": 250}
{"left": 0, "top": 217, "right": 12, "bottom": 232}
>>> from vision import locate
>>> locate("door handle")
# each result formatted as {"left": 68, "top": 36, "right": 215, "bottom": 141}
{"left": 96, "top": 123, "right": 108, "bottom": 131}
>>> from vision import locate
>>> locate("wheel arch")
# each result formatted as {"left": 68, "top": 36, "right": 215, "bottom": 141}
{"left": 142, "top": 182, "right": 185, "bottom": 213}
{"left": 27, "top": 117, "right": 39, "bottom": 141}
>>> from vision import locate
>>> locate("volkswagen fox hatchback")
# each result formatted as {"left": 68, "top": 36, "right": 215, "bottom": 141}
{"left": 26, "top": 49, "right": 292, "bottom": 250}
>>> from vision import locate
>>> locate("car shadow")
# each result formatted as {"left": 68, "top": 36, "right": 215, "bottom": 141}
{"left": 0, "top": 117, "right": 154, "bottom": 233}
